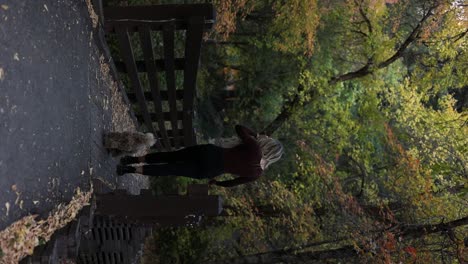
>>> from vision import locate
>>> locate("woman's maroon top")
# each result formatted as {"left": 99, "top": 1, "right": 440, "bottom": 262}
{"left": 216, "top": 125, "right": 263, "bottom": 187}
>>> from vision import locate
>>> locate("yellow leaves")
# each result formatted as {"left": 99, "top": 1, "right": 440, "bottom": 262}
{"left": 271, "top": 0, "right": 320, "bottom": 56}
{"left": 367, "top": 0, "right": 387, "bottom": 17}
{"left": 85, "top": 0, "right": 98, "bottom": 29}
{"left": 0, "top": 215, "right": 38, "bottom": 263}
{"left": 0, "top": 186, "right": 92, "bottom": 263}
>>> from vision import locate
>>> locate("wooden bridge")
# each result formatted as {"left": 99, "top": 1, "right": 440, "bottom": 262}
{"left": 21, "top": 2, "right": 220, "bottom": 264}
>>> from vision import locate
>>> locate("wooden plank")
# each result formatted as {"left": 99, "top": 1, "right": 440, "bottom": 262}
{"left": 95, "top": 193, "right": 223, "bottom": 220}
{"left": 163, "top": 129, "right": 184, "bottom": 138}
{"left": 163, "top": 23, "right": 181, "bottom": 148}
{"left": 105, "top": 20, "right": 214, "bottom": 33}
{"left": 113, "top": 253, "right": 120, "bottom": 264}
{"left": 104, "top": 4, "right": 215, "bottom": 22}
{"left": 98, "top": 251, "right": 104, "bottom": 264}
{"left": 108, "top": 252, "right": 115, "bottom": 264}
{"left": 135, "top": 111, "right": 183, "bottom": 122}
{"left": 138, "top": 25, "right": 172, "bottom": 150}
{"left": 187, "top": 184, "right": 209, "bottom": 196}
{"left": 115, "top": 25, "right": 156, "bottom": 135}
{"left": 127, "top": 90, "right": 184, "bottom": 103}
{"left": 104, "top": 252, "right": 111, "bottom": 264}
{"left": 114, "top": 58, "right": 185, "bottom": 73}
{"left": 182, "top": 17, "right": 204, "bottom": 147}
{"left": 105, "top": 18, "right": 176, "bottom": 31}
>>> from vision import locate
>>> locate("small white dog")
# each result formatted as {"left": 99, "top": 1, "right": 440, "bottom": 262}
{"left": 103, "top": 131, "right": 157, "bottom": 157}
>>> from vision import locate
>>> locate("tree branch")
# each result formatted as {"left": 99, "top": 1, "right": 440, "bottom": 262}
{"left": 261, "top": 84, "right": 306, "bottom": 136}
{"left": 395, "top": 216, "right": 468, "bottom": 242}
{"left": 355, "top": 0, "right": 372, "bottom": 34}
{"left": 377, "top": 5, "right": 437, "bottom": 69}
{"left": 330, "top": 4, "right": 437, "bottom": 84}
{"left": 262, "top": 4, "right": 441, "bottom": 135}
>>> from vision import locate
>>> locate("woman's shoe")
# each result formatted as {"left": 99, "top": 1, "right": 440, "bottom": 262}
{"left": 116, "top": 165, "right": 135, "bottom": 175}
{"left": 120, "top": 156, "right": 137, "bottom": 165}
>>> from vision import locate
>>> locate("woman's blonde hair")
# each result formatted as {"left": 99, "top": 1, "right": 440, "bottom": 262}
{"left": 210, "top": 135, "right": 284, "bottom": 170}
{"left": 257, "top": 136, "right": 284, "bottom": 169}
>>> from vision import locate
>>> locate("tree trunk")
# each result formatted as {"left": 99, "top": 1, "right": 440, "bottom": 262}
{"left": 207, "top": 216, "right": 468, "bottom": 264}
{"left": 261, "top": 86, "right": 305, "bottom": 136}
{"left": 399, "top": 216, "right": 468, "bottom": 239}
{"left": 208, "top": 245, "right": 356, "bottom": 264}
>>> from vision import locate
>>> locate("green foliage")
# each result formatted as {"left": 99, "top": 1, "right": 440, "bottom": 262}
{"left": 209, "top": 180, "right": 322, "bottom": 256}
{"left": 143, "top": 227, "right": 210, "bottom": 264}
{"left": 137, "top": 0, "right": 467, "bottom": 262}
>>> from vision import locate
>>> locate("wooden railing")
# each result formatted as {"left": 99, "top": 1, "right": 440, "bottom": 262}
{"left": 103, "top": 4, "right": 215, "bottom": 151}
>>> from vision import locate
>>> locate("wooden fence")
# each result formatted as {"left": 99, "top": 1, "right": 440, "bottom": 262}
{"left": 103, "top": 4, "right": 215, "bottom": 151}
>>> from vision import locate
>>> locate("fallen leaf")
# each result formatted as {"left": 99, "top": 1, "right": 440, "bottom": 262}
{"left": 1, "top": 4, "right": 8, "bottom": 10}
{"left": 15, "top": 193, "right": 21, "bottom": 205}
{"left": 32, "top": 201, "right": 39, "bottom": 205}
{"left": 12, "top": 184, "right": 21, "bottom": 205}
{"left": 81, "top": 170, "right": 85, "bottom": 175}
{"left": 0, "top": 67, "right": 4, "bottom": 81}
{"left": 5, "top": 202, "right": 10, "bottom": 216}
{"left": 13, "top": 53, "right": 19, "bottom": 61}
{"left": 0, "top": 186, "right": 92, "bottom": 262}
{"left": 43, "top": 4, "right": 48, "bottom": 12}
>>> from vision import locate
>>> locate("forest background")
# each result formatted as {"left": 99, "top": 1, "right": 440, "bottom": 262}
{"left": 111, "top": 0, "right": 467, "bottom": 263}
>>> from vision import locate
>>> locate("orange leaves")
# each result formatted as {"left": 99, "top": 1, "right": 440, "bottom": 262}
{"left": 383, "top": 123, "right": 439, "bottom": 212}
{"left": 375, "top": 231, "right": 397, "bottom": 264}
{"left": 403, "top": 246, "right": 417, "bottom": 257}
{"left": 306, "top": 151, "right": 366, "bottom": 217}
{"left": 211, "top": 0, "right": 254, "bottom": 40}
{"left": 384, "top": 123, "right": 404, "bottom": 158}
{"left": 381, "top": 231, "right": 397, "bottom": 251}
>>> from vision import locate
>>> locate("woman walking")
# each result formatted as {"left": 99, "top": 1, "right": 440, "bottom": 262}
{"left": 116, "top": 125, "right": 283, "bottom": 187}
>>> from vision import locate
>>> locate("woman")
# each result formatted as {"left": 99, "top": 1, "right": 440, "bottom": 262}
{"left": 116, "top": 125, "right": 283, "bottom": 187}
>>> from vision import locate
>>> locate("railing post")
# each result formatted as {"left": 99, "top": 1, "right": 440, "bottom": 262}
{"left": 94, "top": 184, "right": 223, "bottom": 227}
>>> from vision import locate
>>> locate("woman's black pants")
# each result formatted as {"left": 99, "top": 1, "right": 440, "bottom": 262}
{"left": 141, "top": 144, "right": 224, "bottom": 179}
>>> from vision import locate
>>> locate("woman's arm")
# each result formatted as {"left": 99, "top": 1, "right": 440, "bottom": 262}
{"left": 235, "top": 125, "right": 258, "bottom": 143}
